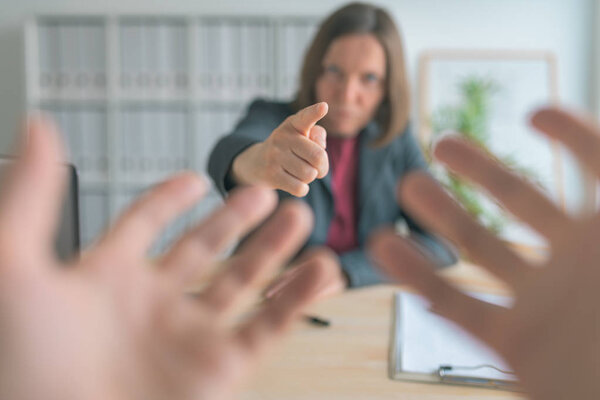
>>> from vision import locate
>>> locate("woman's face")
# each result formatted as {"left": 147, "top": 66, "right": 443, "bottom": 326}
{"left": 315, "top": 33, "right": 387, "bottom": 138}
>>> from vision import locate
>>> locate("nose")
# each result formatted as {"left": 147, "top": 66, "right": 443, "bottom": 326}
{"left": 338, "top": 77, "right": 360, "bottom": 104}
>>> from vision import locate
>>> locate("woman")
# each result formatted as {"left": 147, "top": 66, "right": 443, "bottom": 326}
{"left": 208, "top": 2, "right": 456, "bottom": 288}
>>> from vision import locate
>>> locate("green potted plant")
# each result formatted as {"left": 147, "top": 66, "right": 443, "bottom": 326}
{"left": 427, "top": 75, "right": 537, "bottom": 235}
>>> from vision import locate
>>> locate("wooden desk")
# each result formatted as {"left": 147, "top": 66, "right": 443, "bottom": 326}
{"left": 241, "top": 262, "right": 525, "bottom": 399}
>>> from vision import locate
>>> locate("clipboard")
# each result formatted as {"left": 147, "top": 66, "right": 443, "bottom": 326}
{"left": 389, "top": 290, "right": 521, "bottom": 392}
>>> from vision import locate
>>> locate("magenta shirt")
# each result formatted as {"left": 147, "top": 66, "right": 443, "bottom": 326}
{"left": 325, "top": 135, "right": 360, "bottom": 254}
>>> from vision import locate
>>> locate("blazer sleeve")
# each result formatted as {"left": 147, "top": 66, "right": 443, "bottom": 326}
{"left": 208, "top": 99, "right": 286, "bottom": 197}
{"left": 339, "top": 236, "right": 455, "bottom": 289}
{"left": 397, "top": 130, "right": 458, "bottom": 267}
{"left": 338, "top": 248, "right": 388, "bottom": 288}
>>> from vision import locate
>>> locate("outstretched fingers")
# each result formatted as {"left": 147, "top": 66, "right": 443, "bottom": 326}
{"left": 233, "top": 252, "right": 338, "bottom": 357}
{"left": 160, "top": 186, "right": 277, "bottom": 284}
{"left": 531, "top": 107, "right": 600, "bottom": 180}
{"left": 370, "top": 230, "right": 508, "bottom": 347}
{"left": 197, "top": 200, "right": 314, "bottom": 315}
{"left": 398, "top": 172, "right": 531, "bottom": 286}
{"left": 433, "top": 136, "right": 571, "bottom": 243}
{"left": 97, "top": 173, "right": 207, "bottom": 262}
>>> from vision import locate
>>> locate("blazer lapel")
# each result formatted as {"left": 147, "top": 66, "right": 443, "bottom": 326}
{"left": 357, "top": 123, "right": 392, "bottom": 216}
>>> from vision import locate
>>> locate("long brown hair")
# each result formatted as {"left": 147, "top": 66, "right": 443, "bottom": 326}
{"left": 292, "top": 2, "right": 410, "bottom": 147}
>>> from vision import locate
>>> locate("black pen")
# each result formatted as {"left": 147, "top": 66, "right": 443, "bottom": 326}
{"left": 303, "top": 314, "right": 331, "bottom": 327}
{"left": 260, "top": 292, "right": 331, "bottom": 327}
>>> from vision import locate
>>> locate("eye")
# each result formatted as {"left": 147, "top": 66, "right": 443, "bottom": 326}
{"left": 363, "top": 73, "right": 380, "bottom": 84}
{"left": 324, "top": 65, "right": 342, "bottom": 76}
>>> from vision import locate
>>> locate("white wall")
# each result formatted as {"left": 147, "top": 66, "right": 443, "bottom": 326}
{"left": 0, "top": 0, "right": 595, "bottom": 204}
{"left": 593, "top": 0, "right": 600, "bottom": 116}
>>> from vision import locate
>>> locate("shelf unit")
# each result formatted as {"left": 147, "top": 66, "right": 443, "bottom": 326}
{"left": 25, "top": 15, "right": 319, "bottom": 251}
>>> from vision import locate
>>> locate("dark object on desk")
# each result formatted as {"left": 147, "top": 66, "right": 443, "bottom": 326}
{"left": 304, "top": 314, "right": 331, "bottom": 327}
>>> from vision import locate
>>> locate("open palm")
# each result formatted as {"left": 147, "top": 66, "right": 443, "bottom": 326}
{"left": 0, "top": 117, "right": 338, "bottom": 400}
{"left": 371, "top": 108, "right": 600, "bottom": 400}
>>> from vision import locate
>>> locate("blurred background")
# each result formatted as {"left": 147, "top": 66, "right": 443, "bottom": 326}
{"left": 0, "top": 0, "right": 596, "bottom": 251}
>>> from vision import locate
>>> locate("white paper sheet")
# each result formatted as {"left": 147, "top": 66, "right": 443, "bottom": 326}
{"left": 393, "top": 291, "right": 515, "bottom": 381}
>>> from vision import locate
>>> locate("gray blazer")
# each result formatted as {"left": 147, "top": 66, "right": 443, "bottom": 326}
{"left": 208, "top": 100, "right": 457, "bottom": 287}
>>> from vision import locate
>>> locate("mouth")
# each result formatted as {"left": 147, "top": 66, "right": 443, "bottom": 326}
{"left": 329, "top": 108, "right": 356, "bottom": 120}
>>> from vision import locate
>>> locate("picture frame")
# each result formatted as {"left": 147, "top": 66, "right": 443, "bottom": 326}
{"left": 417, "top": 49, "right": 562, "bottom": 248}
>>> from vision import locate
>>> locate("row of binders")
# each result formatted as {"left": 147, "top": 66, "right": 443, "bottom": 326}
{"left": 117, "top": 108, "right": 189, "bottom": 181}
{"left": 45, "top": 106, "right": 108, "bottom": 180}
{"left": 37, "top": 21, "right": 107, "bottom": 97}
{"left": 119, "top": 20, "right": 188, "bottom": 96}
{"left": 34, "top": 14, "right": 318, "bottom": 251}
{"left": 275, "top": 22, "right": 318, "bottom": 101}
{"left": 196, "top": 19, "right": 273, "bottom": 101}
{"left": 36, "top": 18, "right": 318, "bottom": 100}
{"left": 45, "top": 105, "right": 244, "bottom": 182}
